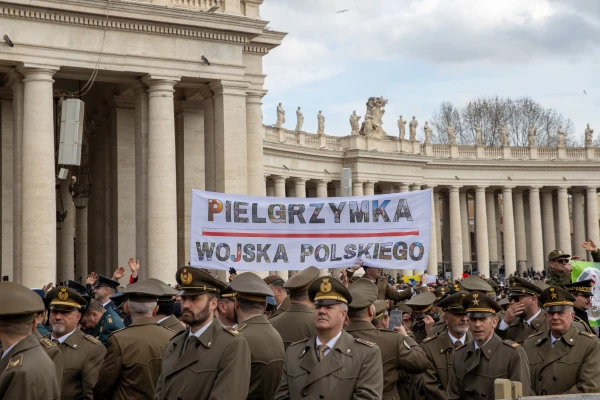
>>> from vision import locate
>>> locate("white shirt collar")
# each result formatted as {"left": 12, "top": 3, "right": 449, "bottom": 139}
{"left": 448, "top": 331, "right": 467, "bottom": 346}
{"left": 473, "top": 334, "right": 493, "bottom": 350}
{"left": 316, "top": 329, "right": 343, "bottom": 356}
{"left": 551, "top": 333, "right": 561, "bottom": 345}
{"left": 189, "top": 319, "right": 214, "bottom": 338}
{"left": 1, "top": 342, "right": 18, "bottom": 359}
{"left": 102, "top": 300, "right": 111, "bottom": 307}
{"left": 52, "top": 328, "right": 77, "bottom": 343}
{"left": 525, "top": 309, "right": 542, "bottom": 325}
{"left": 157, "top": 315, "right": 170, "bottom": 324}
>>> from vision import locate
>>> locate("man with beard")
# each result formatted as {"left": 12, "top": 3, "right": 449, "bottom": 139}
{"left": 0, "top": 282, "right": 60, "bottom": 399}
{"left": 155, "top": 267, "right": 250, "bottom": 400}
{"left": 523, "top": 286, "right": 600, "bottom": 395}
{"left": 216, "top": 285, "right": 236, "bottom": 328}
{"left": 421, "top": 292, "right": 473, "bottom": 400}
{"left": 446, "top": 292, "right": 531, "bottom": 399}
{"left": 406, "top": 292, "right": 438, "bottom": 344}
{"left": 346, "top": 279, "right": 427, "bottom": 400}
{"left": 46, "top": 286, "right": 106, "bottom": 400}
{"left": 230, "top": 272, "right": 285, "bottom": 400}
{"left": 274, "top": 276, "right": 383, "bottom": 400}
{"left": 93, "top": 280, "right": 176, "bottom": 400}
{"left": 563, "top": 279, "right": 596, "bottom": 335}
{"left": 79, "top": 298, "right": 124, "bottom": 346}
{"left": 346, "top": 263, "right": 415, "bottom": 302}
{"left": 270, "top": 266, "right": 319, "bottom": 350}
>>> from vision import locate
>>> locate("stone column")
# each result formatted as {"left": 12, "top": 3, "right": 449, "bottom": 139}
{"left": 399, "top": 183, "right": 409, "bottom": 193}
{"left": 8, "top": 70, "right": 23, "bottom": 282}
{"left": 316, "top": 180, "right": 328, "bottom": 198}
{"left": 210, "top": 80, "right": 249, "bottom": 194}
{"left": 410, "top": 184, "right": 421, "bottom": 192}
{"left": 523, "top": 193, "right": 532, "bottom": 270}
{"left": 449, "top": 186, "right": 463, "bottom": 279}
{"left": 133, "top": 82, "right": 149, "bottom": 279}
{"left": 586, "top": 187, "right": 600, "bottom": 260}
{"left": 528, "top": 187, "right": 544, "bottom": 272}
{"left": 201, "top": 86, "right": 216, "bottom": 192}
{"left": 56, "top": 178, "right": 75, "bottom": 283}
{"left": 541, "top": 189, "right": 556, "bottom": 258}
{"left": 572, "top": 190, "right": 585, "bottom": 257}
{"left": 294, "top": 178, "right": 307, "bottom": 198}
{"left": 442, "top": 193, "right": 451, "bottom": 265}
{"left": 557, "top": 186, "right": 571, "bottom": 253}
{"left": 19, "top": 66, "right": 57, "bottom": 287}
{"left": 502, "top": 187, "right": 517, "bottom": 277}
{"left": 364, "top": 181, "right": 375, "bottom": 196}
{"left": 75, "top": 206, "right": 88, "bottom": 281}
{"left": 0, "top": 88, "right": 14, "bottom": 280}
{"left": 486, "top": 191, "right": 499, "bottom": 263}
{"left": 352, "top": 180, "right": 364, "bottom": 196}
{"left": 434, "top": 189, "right": 443, "bottom": 263}
{"left": 246, "top": 92, "right": 266, "bottom": 196}
{"left": 460, "top": 191, "right": 471, "bottom": 265}
{"left": 475, "top": 187, "right": 490, "bottom": 277}
{"left": 143, "top": 77, "right": 179, "bottom": 283}
{"left": 273, "top": 176, "right": 286, "bottom": 197}
{"left": 513, "top": 190, "right": 527, "bottom": 273}
{"left": 87, "top": 124, "right": 107, "bottom": 279}
{"left": 266, "top": 177, "right": 275, "bottom": 197}
{"left": 427, "top": 186, "right": 438, "bottom": 276}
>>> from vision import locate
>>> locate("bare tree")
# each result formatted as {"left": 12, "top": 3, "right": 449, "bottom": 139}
{"left": 430, "top": 96, "right": 575, "bottom": 146}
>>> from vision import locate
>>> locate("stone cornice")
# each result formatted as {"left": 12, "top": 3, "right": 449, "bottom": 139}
{"left": 0, "top": 1, "right": 266, "bottom": 45}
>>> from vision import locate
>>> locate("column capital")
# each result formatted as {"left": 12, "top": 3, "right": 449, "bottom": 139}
{"left": 209, "top": 80, "right": 250, "bottom": 97}
{"left": 528, "top": 185, "right": 542, "bottom": 190}
{"left": 4, "top": 68, "right": 23, "bottom": 88}
{"left": 17, "top": 64, "right": 57, "bottom": 83}
{"left": 502, "top": 186, "right": 515, "bottom": 191}
{"left": 246, "top": 89, "right": 267, "bottom": 101}
{"left": 108, "top": 95, "right": 135, "bottom": 111}
{"left": 175, "top": 100, "right": 204, "bottom": 115}
{"left": 475, "top": 186, "right": 488, "bottom": 192}
{"left": 272, "top": 175, "right": 287, "bottom": 183}
{"left": 364, "top": 181, "right": 375, "bottom": 188}
{"left": 449, "top": 185, "right": 461, "bottom": 191}
{"left": 586, "top": 186, "right": 598, "bottom": 192}
{"left": 141, "top": 75, "right": 180, "bottom": 91}
{"left": 294, "top": 177, "right": 307, "bottom": 184}
{"left": 130, "top": 80, "right": 149, "bottom": 95}
{"left": 557, "top": 186, "right": 569, "bottom": 192}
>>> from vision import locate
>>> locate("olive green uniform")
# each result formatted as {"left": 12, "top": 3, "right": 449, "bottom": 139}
{"left": 0, "top": 334, "right": 60, "bottom": 400}
{"left": 427, "top": 319, "right": 447, "bottom": 337}
{"left": 345, "top": 320, "right": 428, "bottom": 400}
{"left": 155, "top": 318, "right": 251, "bottom": 400}
{"left": 268, "top": 296, "right": 290, "bottom": 319}
{"left": 271, "top": 303, "right": 316, "bottom": 350}
{"left": 237, "top": 314, "right": 285, "bottom": 400}
{"left": 420, "top": 330, "right": 473, "bottom": 400}
{"left": 497, "top": 310, "right": 547, "bottom": 344}
{"left": 446, "top": 334, "right": 531, "bottom": 399}
{"left": 89, "top": 307, "right": 125, "bottom": 346}
{"left": 93, "top": 317, "right": 176, "bottom": 400}
{"left": 523, "top": 326, "right": 600, "bottom": 395}
{"left": 158, "top": 314, "right": 185, "bottom": 333}
{"left": 545, "top": 268, "right": 571, "bottom": 286}
{"left": 51, "top": 328, "right": 106, "bottom": 400}
{"left": 346, "top": 269, "right": 413, "bottom": 302}
{"left": 274, "top": 331, "right": 384, "bottom": 400}
{"left": 34, "top": 331, "right": 63, "bottom": 390}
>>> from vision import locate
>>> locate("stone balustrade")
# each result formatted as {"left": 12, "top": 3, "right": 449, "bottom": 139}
{"left": 149, "top": 0, "right": 261, "bottom": 17}
{"left": 264, "top": 125, "right": 600, "bottom": 161}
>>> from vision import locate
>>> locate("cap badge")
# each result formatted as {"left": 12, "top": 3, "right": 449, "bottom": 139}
{"left": 440, "top": 288, "right": 445, "bottom": 295}
{"left": 320, "top": 278, "right": 332, "bottom": 294}
{"left": 472, "top": 293, "right": 479, "bottom": 306}
{"left": 550, "top": 287, "right": 557, "bottom": 299}
{"left": 58, "top": 287, "right": 69, "bottom": 301}
{"left": 453, "top": 284, "right": 459, "bottom": 291}
{"left": 181, "top": 269, "right": 193, "bottom": 285}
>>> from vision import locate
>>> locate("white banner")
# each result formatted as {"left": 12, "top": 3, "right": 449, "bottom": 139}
{"left": 190, "top": 190, "right": 431, "bottom": 272}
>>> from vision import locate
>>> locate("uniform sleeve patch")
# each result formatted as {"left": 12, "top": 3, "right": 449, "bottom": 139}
{"left": 224, "top": 327, "right": 239, "bottom": 336}
{"left": 39, "top": 338, "right": 56, "bottom": 349}
{"left": 527, "top": 331, "right": 544, "bottom": 339}
{"left": 84, "top": 334, "right": 101, "bottom": 344}
{"left": 503, "top": 340, "right": 519, "bottom": 348}
{"left": 355, "top": 338, "right": 375, "bottom": 347}
{"left": 579, "top": 331, "right": 596, "bottom": 338}
{"left": 421, "top": 334, "right": 436, "bottom": 344}
{"left": 235, "top": 324, "right": 247, "bottom": 332}
{"left": 7, "top": 354, "right": 23, "bottom": 369}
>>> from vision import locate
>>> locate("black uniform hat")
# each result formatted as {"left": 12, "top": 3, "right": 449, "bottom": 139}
{"left": 229, "top": 272, "right": 274, "bottom": 303}
{"left": 284, "top": 266, "right": 320, "bottom": 293}
{"left": 437, "top": 291, "right": 468, "bottom": 314}
{"left": 94, "top": 275, "right": 120, "bottom": 290}
{"left": 507, "top": 277, "right": 542, "bottom": 298}
{"left": 64, "top": 280, "right": 89, "bottom": 295}
{"left": 46, "top": 286, "right": 88, "bottom": 311}
{"left": 308, "top": 276, "right": 352, "bottom": 306}
{"left": 348, "top": 279, "right": 378, "bottom": 310}
{"left": 563, "top": 279, "right": 593, "bottom": 297}
{"left": 461, "top": 292, "right": 501, "bottom": 318}
{"left": 176, "top": 267, "right": 227, "bottom": 296}
{"left": 539, "top": 286, "right": 576, "bottom": 312}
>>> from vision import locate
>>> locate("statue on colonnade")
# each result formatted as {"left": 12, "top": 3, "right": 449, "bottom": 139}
{"left": 475, "top": 124, "right": 482, "bottom": 145}
{"left": 557, "top": 126, "right": 566, "bottom": 147}
{"left": 275, "top": 102, "right": 286, "bottom": 128}
{"left": 350, "top": 111, "right": 361, "bottom": 135}
{"left": 295, "top": 107, "right": 304, "bottom": 132}
{"left": 528, "top": 124, "right": 536, "bottom": 147}
{"left": 447, "top": 124, "right": 456, "bottom": 145}
{"left": 424, "top": 121, "right": 432, "bottom": 144}
{"left": 585, "top": 123, "right": 594, "bottom": 147}
{"left": 317, "top": 110, "right": 325, "bottom": 135}
{"left": 500, "top": 125, "right": 510, "bottom": 146}
{"left": 409, "top": 116, "right": 418, "bottom": 141}
{"left": 359, "top": 96, "right": 388, "bottom": 138}
{"left": 398, "top": 115, "right": 406, "bottom": 140}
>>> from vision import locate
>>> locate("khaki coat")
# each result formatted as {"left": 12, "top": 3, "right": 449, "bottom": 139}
{"left": 270, "top": 303, "right": 316, "bottom": 350}
{"left": 0, "top": 334, "right": 60, "bottom": 399}
{"left": 274, "top": 330, "right": 383, "bottom": 400}
{"left": 345, "top": 320, "right": 428, "bottom": 400}
{"left": 155, "top": 318, "right": 251, "bottom": 400}
{"left": 33, "top": 330, "right": 63, "bottom": 390}
{"left": 523, "top": 326, "right": 600, "bottom": 395}
{"left": 446, "top": 333, "right": 531, "bottom": 399}
{"left": 346, "top": 270, "right": 413, "bottom": 302}
{"left": 237, "top": 314, "right": 286, "bottom": 400}
{"left": 268, "top": 296, "right": 291, "bottom": 319}
{"left": 497, "top": 309, "right": 547, "bottom": 343}
{"left": 159, "top": 314, "right": 186, "bottom": 333}
{"left": 93, "top": 316, "right": 176, "bottom": 400}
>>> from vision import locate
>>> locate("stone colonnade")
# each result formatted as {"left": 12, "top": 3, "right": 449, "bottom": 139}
{"left": 265, "top": 175, "right": 600, "bottom": 280}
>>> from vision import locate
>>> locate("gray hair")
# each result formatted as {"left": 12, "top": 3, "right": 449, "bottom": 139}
{"left": 127, "top": 300, "right": 157, "bottom": 317}
{"left": 338, "top": 303, "right": 348, "bottom": 312}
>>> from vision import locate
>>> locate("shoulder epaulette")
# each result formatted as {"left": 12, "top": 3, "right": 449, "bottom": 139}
{"left": 39, "top": 337, "right": 56, "bottom": 349}
{"left": 109, "top": 327, "right": 126, "bottom": 336}
{"left": 162, "top": 325, "right": 176, "bottom": 333}
{"left": 84, "top": 334, "right": 101, "bottom": 344}
{"left": 527, "top": 330, "right": 544, "bottom": 339}
{"left": 223, "top": 327, "right": 239, "bottom": 336}
{"left": 579, "top": 331, "right": 596, "bottom": 338}
{"left": 236, "top": 323, "right": 247, "bottom": 332}
{"left": 290, "top": 337, "right": 310, "bottom": 347}
{"left": 503, "top": 339, "right": 519, "bottom": 348}
{"left": 355, "top": 338, "right": 375, "bottom": 347}
{"left": 7, "top": 354, "right": 23, "bottom": 369}
{"left": 421, "top": 335, "right": 436, "bottom": 344}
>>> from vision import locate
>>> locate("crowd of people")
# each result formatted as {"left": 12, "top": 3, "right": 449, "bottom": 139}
{"left": 0, "top": 243, "right": 599, "bottom": 400}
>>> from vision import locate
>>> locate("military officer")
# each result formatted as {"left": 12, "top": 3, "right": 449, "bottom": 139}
{"left": 496, "top": 297, "right": 509, "bottom": 323}
{"left": 80, "top": 298, "right": 125, "bottom": 346}
{"left": 346, "top": 263, "right": 415, "bottom": 302}
{"left": 446, "top": 292, "right": 531, "bottom": 399}
{"left": 216, "top": 285, "right": 237, "bottom": 328}
{"left": 346, "top": 279, "right": 428, "bottom": 400}
{"left": 0, "top": 282, "right": 61, "bottom": 399}
{"left": 496, "top": 276, "right": 546, "bottom": 343}
{"left": 264, "top": 274, "right": 290, "bottom": 319}
{"left": 372, "top": 300, "right": 390, "bottom": 329}
{"left": 93, "top": 280, "right": 177, "bottom": 399}
{"left": 147, "top": 278, "right": 186, "bottom": 333}
{"left": 563, "top": 279, "right": 596, "bottom": 334}
{"left": 406, "top": 292, "right": 438, "bottom": 344}
{"left": 545, "top": 249, "right": 573, "bottom": 286}
{"left": 270, "top": 266, "right": 319, "bottom": 350}
{"left": 427, "top": 287, "right": 449, "bottom": 336}
{"left": 33, "top": 328, "right": 63, "bottom": 389}
{"left": 46, "top": 286, "right": 106, "bottom": 400}
{"left": 93, "top": 274, "right": 121, "bottom": 310}
{"left": 155, "top": 267, "right": 251, "bottom": 400}
{"left": 460, "top": 276, "right": 493, "bottom": 294}
{"left": 274, "top": 276, "right": 383, "bottom": 400}
{"left": 523, "top": 286, "right": 600, "bottom": 395}
{"left": 421, "top": 292, "right": 473, "bottom": 400}
{"left": 230, "top": 272, "right": 285, "bottom": 400}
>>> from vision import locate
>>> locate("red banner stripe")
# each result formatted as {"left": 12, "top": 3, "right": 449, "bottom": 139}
{"left": 202, "top": 230, "right": 419, "bottom": 238}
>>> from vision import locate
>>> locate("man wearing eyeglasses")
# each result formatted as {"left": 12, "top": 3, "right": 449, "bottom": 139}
{"left": 545, "top": 250, "right": 573, "bottom": 286}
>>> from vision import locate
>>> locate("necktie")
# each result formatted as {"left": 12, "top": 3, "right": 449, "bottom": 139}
{"left": 317, "top": 344, "right": 329, "bottom": 361}
{"left": 455, "top": 340, "right": 462, "bottom": 348}
{"left": 185, "top": 336, "right": 197, "bottom": 352}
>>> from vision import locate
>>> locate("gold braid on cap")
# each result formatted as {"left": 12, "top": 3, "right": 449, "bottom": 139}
{"left": 314, "top": 293, "right": 348, "bottom": 304}
{"left": 544, "top": 300, "right": 574, "bottom": 307}
{"left": 466, "top": 307, "right": 496, "bottom": 314}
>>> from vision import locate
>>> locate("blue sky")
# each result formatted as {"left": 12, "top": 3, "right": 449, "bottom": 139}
{"left": 260, "top": 0, "right": 599, "bottom": 141}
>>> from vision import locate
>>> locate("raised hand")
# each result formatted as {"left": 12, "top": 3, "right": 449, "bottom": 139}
{"left": 128, "top": 257, "right": 140, "bottom": 278}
